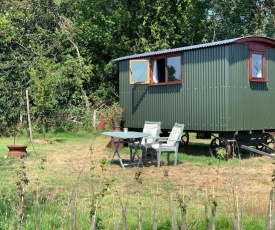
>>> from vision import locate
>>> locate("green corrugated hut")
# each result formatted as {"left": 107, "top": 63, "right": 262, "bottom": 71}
{"left": 113, "top": 36, "right": 275, "bottom": 157}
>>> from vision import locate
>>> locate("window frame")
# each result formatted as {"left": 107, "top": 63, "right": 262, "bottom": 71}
{"left": 128, "top": 54, "right": 183, "bottom": 86}
{"left": 150, "top": 54, "right": 182, "bottom": 85}
{"left": 248, "top": 46, "right": 267, "bottom": 82}
{"left": 129, "top": 59, "right": 150, "bottom": 85}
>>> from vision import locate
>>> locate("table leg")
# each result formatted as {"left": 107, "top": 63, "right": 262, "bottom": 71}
{"left": 129, "top": 140, "right": 144, "bottom": 168}
{"left": 144, "top": 139, "right": 148, "bottom": 164}
{"left": 157, "top": 149, "right": 161, "bottom": 168}
{"left": 110, "top": 137, "right": 125, "bottom": 170}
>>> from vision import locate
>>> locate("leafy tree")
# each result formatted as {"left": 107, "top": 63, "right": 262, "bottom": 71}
{"left": 205, "top": 0, "right": 275, "bottom": 41}
{"left": 0, "top": 0, "right": 97, "bottom": 134}
{"left": 115, "top": 0, "right": 208, "bottom": 52}
{"left": 0, "top": 0, "right": 32, "bottom": 135}
{"left": 0, "top": 0, "right": 274, "bottom": 135}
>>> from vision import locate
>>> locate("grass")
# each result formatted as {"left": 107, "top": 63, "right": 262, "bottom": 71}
{"left": 0, "top": 132, "right": 274, "bottom": 229}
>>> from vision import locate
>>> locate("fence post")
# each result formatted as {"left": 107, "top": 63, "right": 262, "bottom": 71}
{"left": 93, "top": 110, "right": 97, "bottom": 131}
{"left": 153, "top": 185, "right": 159, "bottom": 230}
{"left": 266, "top": 189, "right": 275, "bottom": 230}
{"left": 26, "top": 89, "right": 33, "bottom": 143}
{"left": 169, "top": 193, "right": 178, "bottom": 230}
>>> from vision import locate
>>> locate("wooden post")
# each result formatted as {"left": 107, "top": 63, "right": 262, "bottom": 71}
{"left": 93, "top": 110, "right": 97, "bottom": 131}
{"left": 26, "top": 89, "right": 33, "bottom": 143}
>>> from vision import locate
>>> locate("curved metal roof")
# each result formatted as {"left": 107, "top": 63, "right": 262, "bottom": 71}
{"left": 112, "top": 36, "right": 275, "bottom": 62}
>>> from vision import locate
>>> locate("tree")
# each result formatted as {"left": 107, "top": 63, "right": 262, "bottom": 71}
{"left": 0, "top": 0, "right": 274, "bottom": 134}
{"left": 205, "top": 0, "right": 275, "bottom": 42}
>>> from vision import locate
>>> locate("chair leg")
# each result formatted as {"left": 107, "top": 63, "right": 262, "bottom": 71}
{"left": 174, "top": 150, "right": 178, "bottom": 166}
{"left": 157, "top": 150, "right": 161, "bottom": 168}
{"left": 141, "top": 147, "right": 147, "bottom": 166}
{"left": 150, "top": 149, "right": 154, "bottom": 164}
{"left": 130, "top": 148, "right": 133, "bottom": 162}
{"left": 141, "top": 147, "right": 145, "bottom": 160}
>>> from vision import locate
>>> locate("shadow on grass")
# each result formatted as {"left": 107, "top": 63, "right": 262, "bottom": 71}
{"left": 179, "top": 140, "right": 272, "bottom": 161}
{"left": 49, "top": 138, "right": 66, "bottom": 143}
{"left": 236, "top": 148, "right": 274, "bottom": 160}
{"left": 32, "top": 138, "right": 67, "bottom": 145}
{"left": 180, "top": 142, "right": 210, "bottom": 157}
{"left": 109, "top": 140, "right": 273, "bottom": 169}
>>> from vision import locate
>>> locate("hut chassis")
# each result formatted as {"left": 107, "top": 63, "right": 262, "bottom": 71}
{"left": 181, "top": 130, "right": 275, "bottom": 158}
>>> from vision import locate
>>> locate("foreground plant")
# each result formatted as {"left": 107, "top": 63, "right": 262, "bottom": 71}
{"left": 266, "top": 168, "right": 275, "bottom": 229}
{"left": 176, "top": 187, "right": 187, "bottom": 230}
{"left": 16, "top": 158, "right": 30, "bottom": 227}
{"left": 90, "top": 157, "right": 114, "bottom": 230}
{"left": 34, "top": 178, "right": 41, "bottom": 230}
{"left": 153, "top": 185, "right": 160, "bottom": 230}
{"left": 204, "top": 188, "right": 217, "bottom": 230}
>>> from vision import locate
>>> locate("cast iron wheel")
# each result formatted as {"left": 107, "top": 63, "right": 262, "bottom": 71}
{"left": 181, "top": 132, "right": 189, "bottom": 146}
{"left": 209, "top": 137, "right": 232, "bottom": 160}
{"left": 230, "top": 140, "right": 240, "bottom": 157}
{"left": 256, "top": 133, "right": 275, "bottom": 154}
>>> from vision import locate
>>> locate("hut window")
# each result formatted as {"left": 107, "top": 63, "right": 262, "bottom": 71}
{"left": 129, "top": 59, "right": 150, "bottom": 84}
{"left": 151, "top": 55, "right": 182, "bottom": 85}
{"left": 249, "top": 50, "right": 266, "bottom": 82}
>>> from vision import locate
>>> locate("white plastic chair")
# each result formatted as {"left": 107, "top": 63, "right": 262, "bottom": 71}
{"left": 129, "top": 121, "right": 161, "bottom": 163}
{"left": 152, "top": 123, "right": 184, "bottom": 167}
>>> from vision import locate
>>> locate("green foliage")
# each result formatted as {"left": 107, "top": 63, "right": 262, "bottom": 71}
{"left": 97, "top": 102, "right": 124, "bottom": 130}
{"left": 0, "top": 187, "right": 17, "bottom": 228}
{"left": 0, "top": 0, "right": 274, "bottom": 135}
{"left": 205, "top": 0, "right": 275, "bottom": 41}
{"left": 216, "top": 147, "right": 227, "bottom": 160}
{"left": 134, "top": 170, "right": 143, "bottom": 184}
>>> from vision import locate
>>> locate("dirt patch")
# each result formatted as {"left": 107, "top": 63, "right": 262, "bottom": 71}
{"left": 33, "top": 139, "right": 49, "bottom": 144}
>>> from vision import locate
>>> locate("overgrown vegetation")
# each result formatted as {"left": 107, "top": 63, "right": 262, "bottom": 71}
{"left": 0, "top": 0, "right": 275, "bottom": 135}
{"left": 1, "top": 1, "right": 274, "bottom": 228}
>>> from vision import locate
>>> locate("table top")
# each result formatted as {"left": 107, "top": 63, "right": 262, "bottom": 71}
{"left": 102, "top": 131, "right": 150, "bottom": 139}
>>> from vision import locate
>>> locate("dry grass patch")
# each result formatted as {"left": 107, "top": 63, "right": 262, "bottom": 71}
{"left": 1, "top": 133, "right": 275, "bottom": 229}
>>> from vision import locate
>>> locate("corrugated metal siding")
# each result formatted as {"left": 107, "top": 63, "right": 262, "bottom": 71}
{"left": 266, "top": 48, "right": 275, "bottom": 129}
{"left": 120, "top": 46, "right": 229, "bottom": 131}
{"left": 228, "top": 45, "right": 275, "bottom": 131}
{"left": 119, "top": 45, "right": 275, "bottom": 132}
{"left": 184, "top": 46, "right": 228, "bottom": 132}
{"left": 120, "top": 77, "right": 184, "bottom": 129}
{"left": 227, "top": 44, "right": 247, "bottom": 131}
